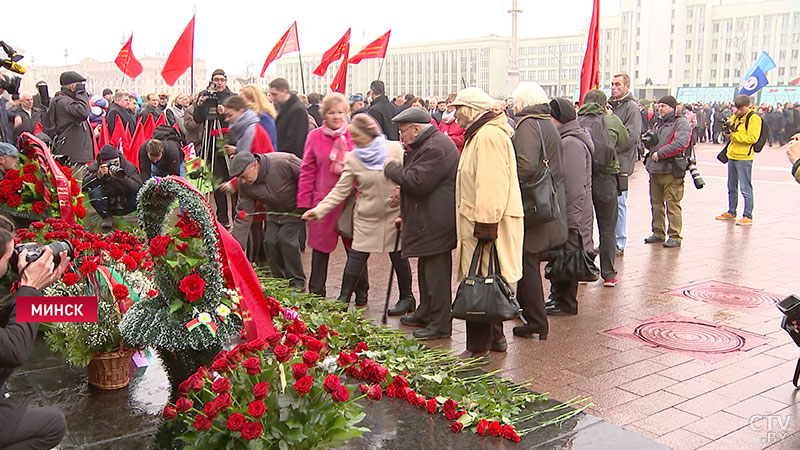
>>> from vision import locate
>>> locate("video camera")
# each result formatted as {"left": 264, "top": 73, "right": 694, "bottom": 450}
{"left": 777, "top": 295, "right": 800, "bottom": 387}
{"left": 0, "top": 40, "right": 24, "bottom": 96}
{"left": 10, "top": 241, "right": 74, "bottom": 269}
{"left": 201, "top": 81, "right": 220, "bottom": 120}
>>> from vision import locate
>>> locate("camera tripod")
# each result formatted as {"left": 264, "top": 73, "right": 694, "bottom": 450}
{"left": 201, "top": 117, "right": 235, "bottom": 226}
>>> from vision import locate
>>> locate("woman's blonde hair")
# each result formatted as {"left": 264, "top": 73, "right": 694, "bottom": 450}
{"left": 239, "top": 85, "right": 277, "bottom": 119}
{"left": 321, "top": 93, "right": 348, "bottom": 116}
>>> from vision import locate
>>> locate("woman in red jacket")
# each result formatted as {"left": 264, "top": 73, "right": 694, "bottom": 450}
{"left": 437, "top": 94, "right": 465, "bottom": 153}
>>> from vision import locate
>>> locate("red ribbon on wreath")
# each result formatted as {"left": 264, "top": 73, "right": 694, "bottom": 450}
{"left": 18, "top": 132, "right": 75, "bottom": 223}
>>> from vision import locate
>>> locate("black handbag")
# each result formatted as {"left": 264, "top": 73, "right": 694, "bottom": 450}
{"left": 518, "top": 120, "right": 560, "bottom": 228}
{"left": 451, "top": 241, "right": 521, "bottom": 322}
{"left": 717, "top": 143, "right": 729, "bottom": 164}
{"left": 543, "top": 230, "right": 599, "bottom": 282}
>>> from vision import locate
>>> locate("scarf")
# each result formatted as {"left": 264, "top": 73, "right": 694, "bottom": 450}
{"left": 354, "top": 135, "right": 387, "bottom": 170}
{"left": 442, "top": 109, "right": 456, "bottom": 124}
{"left": 464, "top": 111, "right": 501, "bottom": 143}
{"left": 323, "top": 124, "right": 348, "bottom": 175}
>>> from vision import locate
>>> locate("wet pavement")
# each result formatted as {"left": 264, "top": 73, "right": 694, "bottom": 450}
{"left": 6, "top": 141, "right": 800, "bottom": 449}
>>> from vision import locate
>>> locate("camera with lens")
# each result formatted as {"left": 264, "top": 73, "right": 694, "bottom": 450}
{"left": 10, "top": 241, "right": 74, "bottom": 269}
{"left": 686, "top": 158, "right": 705, "bottom": 189}
{"left": 107, "top": 163, "right": 125, "bottom": 177}
{"left": 641, "top": 130, "right": 659, "bottom": 150}
{"left": 201, "top": 82, "right": 220, "bottom": 120}
{"left": 721, "top": 121, "right": 736, "bottom": 134}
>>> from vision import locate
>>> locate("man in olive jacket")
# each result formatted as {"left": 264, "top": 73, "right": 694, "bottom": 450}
{"left": 384, "top": 108, "right": 459, "bottom": 340}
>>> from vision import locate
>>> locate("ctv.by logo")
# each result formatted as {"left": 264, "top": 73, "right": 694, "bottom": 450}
{"left": 749, "top": 415, "right": 791, "bottom": 444}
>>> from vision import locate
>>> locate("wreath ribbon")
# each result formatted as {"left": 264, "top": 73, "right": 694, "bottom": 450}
{"left": 186, "top": 315, "right": 219, "bottom": 336}
{"left": 18, "top": 132, "right": 75, "bottom": 223}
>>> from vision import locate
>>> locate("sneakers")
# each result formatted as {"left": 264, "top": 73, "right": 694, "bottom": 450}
{"left": 603, "top": 278, "right": 617, "bottom": 287}
{"left": 644, "top": 234, "right": 665, "bottom": 244}
{"left": 716, "top": 212, "right": 736, "bottom": 221}
{"left": 735, "top": 217, "right": 753, "bottom": 226}
{"left": 663, "top": 239, "right": 682, "bottom": 248}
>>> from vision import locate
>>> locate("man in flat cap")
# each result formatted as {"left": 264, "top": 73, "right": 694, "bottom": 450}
{"left": 382, "top": 107, "right": 459, "bottom": 340}
{"left": 45, "top": 71, "right": 93, "bottom": 165}
{"left": 229, "top": 150, "right": 306, "bottom": 291}
{"left": 83, "top": 144, "right": 143, "bottom": 231}
{"left": 0, "top": 143, "right": 18, "bottom": 179}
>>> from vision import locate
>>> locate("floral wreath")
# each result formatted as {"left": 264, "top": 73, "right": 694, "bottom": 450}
{"left": 119, "top": 177, "right": 242, "bottom": 351}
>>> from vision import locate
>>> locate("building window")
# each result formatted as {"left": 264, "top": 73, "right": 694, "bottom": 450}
{"left": 711, "top": 69, "right": 717, "bottom": 78}
{"left": 712, "top": 21, "right": 720, "bottom": 33}
{"left": 779, "top": 67, "right": 786, "bottom": 76}
{"left": 793, "top": 50, "right": 799, "bottom": 59}
{"left": 712, "top": 54, "right": 718, "bottom": 62}
{"left": 724, "top": 69, "right": 730, "bottom": 77}
{"left": 686, "top": 40, "right": 692, "bottom": 49}
{"left": 781, "top": 50, "right": 787, "bottom": 59}
{"left": 686, "top": 55, "right": 691, "bottom": 63}
{"left": 725, "top": 54, "right": 731, "bottom": 62}
{"left": 686, "top": 25, "right": 693, "bottom": 33}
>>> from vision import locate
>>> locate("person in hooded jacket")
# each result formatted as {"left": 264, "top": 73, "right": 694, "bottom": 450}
{"left": 438, "top": 94, "right": 466, "bottom": 153}
{"left": 546, "top": 97, "right": 594, "bottom": 316}
{"left": 221, "top": 96, "right": 274, "bottom": 156}
{"left": 83, "top": 145, "right": 143, "bottom": 230}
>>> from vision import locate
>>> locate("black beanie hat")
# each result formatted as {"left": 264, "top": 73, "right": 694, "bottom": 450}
{"left": 98, "top": 145, "right": 120, "bottom": 161}
{"left": 549, "top": 97, "right": 577, "bottom": 123}
{"left": 658, "top": 95, "right": 678, "bottom": 109}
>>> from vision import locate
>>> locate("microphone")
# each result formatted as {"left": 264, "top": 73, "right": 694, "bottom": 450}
{"left": 0, "top": 41, "right": 26, "bottom": 74}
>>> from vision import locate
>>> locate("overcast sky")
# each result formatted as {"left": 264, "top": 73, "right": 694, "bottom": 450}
{"left": 3, "top": 0, "right": 619, "bottom": 76}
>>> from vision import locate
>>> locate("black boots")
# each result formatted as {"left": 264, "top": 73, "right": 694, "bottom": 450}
{"left": 387, "top": 294, "right": 416, "bottom": 316}
{"left": 337, "top": 273, "right": 359, "bottom": 304}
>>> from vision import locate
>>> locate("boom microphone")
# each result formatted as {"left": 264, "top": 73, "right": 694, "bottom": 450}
{"left": 0, "top": 41, "right": 26, "bottom": 75}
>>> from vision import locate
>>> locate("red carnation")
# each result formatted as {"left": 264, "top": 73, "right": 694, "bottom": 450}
{"left": 112, "top": 284, "right": 129, "bottom": 301}
{"left": 241, "top": 421, "right": 263, "bottom": 440}
{"left": 367, "top": 385, "right": 382, "bottom": 401}
{"left": 193, "top": 414, "right": 213, "bottom": 431}
{"left": 148, "top": 235, "right": 172, "bottom": 257}
{"left": 34, "top": 179, "right": 44, "bottom": 194}
{"left": 426, "top": 398, "right": 437, "bottom": 414}
{"left": 226, "top": 412, "right": 246, "bottom": 431}
{"left": 109, "top": 249, "right": 125, "bottom": 260}
{"left": 252, "top": 381, "right": 270, "bottom": 400}
{"left": 76, "top": 242, "right": 91, "bottom": 252}
{"left": 70, "top": 178, "right": 80, "bottom": 196}
{"left": 4, "top": 169, "right": 18, "bottom": 179}
{"left": 175, "top": 397, "right": 193, "bottom": 413}
{"left": 291, "top": 363, "right": 309, "bottom": 380}
{"left": 162, "top": 404, "right": 177, "bottom": 419}
{"left": 488, "top": 421, "right": 502, "bottom": 437}
{"left": 302, "top": 351, "right": 319, "bottom": 366}
{"left": 202, "top": 401, "right": 219, "bottom": 419}
{"left": 211, "top": 377, "right": 231, "bottom": 393}
{"left": 241, "top": 356, "right": 262, "bottom": 375}
{"left": 293, "top": 375, "right": 313, "bottom": 396}
{"left": 451, "top": 421, "right": 464, "bottom": 433}
{"left": 79, "top": 260, "right": 97, "bottom": 276}
{"left": 6, "top": 194, "right": 21, "bottom": 208}
{"left": 332, "top": 384, "right": 350, "bottom": 403}
{"left": 476, "top": 419, "right": 489, "bottom": 436}
{"left": 30, "top": 221, "right": 45, "bottom": 230}
{"left": 502, "top": 424, "right": 520, "bottom": 442}
{"left": 323, "top": 374, "right": 341, "bottom": 393}
{"left": 32, "top": 201, "right": 46, "bottom": 215}
{"left": 272, "top": 344, "right": 291, "bottom": 363}
{"left": 21, "top": 173, "right": 36, "bottom": 183}
{"left": 356, "top": 342, "right": 369, "bottom": 353}
{"left": 179, "top": 273, "right": 206, "bottom": 302}
{"left": 74, "top": 204, "right": 87, "bottom": 219}
{"left": 213, "top": 393, "right": 233, "bottom": 411}
{"left": 63, "top": 272, "right": 79, "bottom": 286}
{"left": 122, "top": 255, "right": 137, "bottom": 271}
{"left": 247, "top": 400, "right": 266, "bottom": 418}
{"left": 22, "top": 163, "right": 37, "bottom": 174}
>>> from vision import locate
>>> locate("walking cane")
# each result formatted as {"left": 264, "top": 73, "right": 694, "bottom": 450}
{"left": 382, "top": 220, "right": 402, "bottom": 324}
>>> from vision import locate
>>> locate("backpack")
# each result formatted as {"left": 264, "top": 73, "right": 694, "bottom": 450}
{"left": 152, "top": 124, "right": 185, "bottom": 148}
{"left": 744, "top": 111, "right": 768, "bottom": 154}
{"left": 577, "top": 113, "right": 619, "bottom": 174}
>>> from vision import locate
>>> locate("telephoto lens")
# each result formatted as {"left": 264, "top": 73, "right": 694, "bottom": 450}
{"left": 686, "top": 159, "right": 705, "bottom": 189}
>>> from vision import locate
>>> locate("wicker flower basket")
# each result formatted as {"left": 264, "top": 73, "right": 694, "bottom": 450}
{"left": 87, "top": 347, "right": 135, "bottom": 390}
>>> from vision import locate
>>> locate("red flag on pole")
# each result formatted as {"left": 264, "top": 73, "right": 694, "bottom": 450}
{"left": 579, "top": 0, "right": 600, "bottom": 105}
{"left": 128, "top": 119, "right": 144, "bottom": 168}
{"left": 330, "top": 46, "right": 349, "bottom": 93}
{"left": 115, "top": 35, "right": 143, "bottom": 78}
{"left": 97, "top": 116, "right": 110, "bottom": 149}
{"left": 260, "top": 21, "right": 300, "bottom": 77}
{"left": 348, "top": 31, "right": 391, "bottom": 64}
{"left": 142, "top": 114, "right": 156, "bottom": 140}
{"left": 313, "top": 29, "right": 351, "bottom": 76}
{"left": 161, "top": 17, "right": 195, "bottom": 86}
{"left": 109, "top": 116, "right": 129, "bottom": 152}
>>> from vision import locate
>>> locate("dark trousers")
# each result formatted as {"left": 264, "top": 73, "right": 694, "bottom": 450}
{"left": 414, "top": 252, "right": 453, "bottom": 334}
{"left": 1, "top": 407, "right": 67, "bottom": 450}
{"left": 212, "top": 153, "right": 235, "bottom": 225}
{"left": 87, "top": 185, "right": 137, "bottom": 218}
{"left": 344, "top": 249, "right": 412, "bottom": 300}
{"left": 769, "top": 128, "right": 784, "bottom": 146}
{"left": 264, "top": 221, "right": 305, "bottom": 290}
{"left": 466, "top": 321, "right": 503, "bottom": 353}
{"left": 550, "top": 280, "right": 578, "bottom": 312}
{"left": 592, "top": 172, "right": 618, "bottom": 280}
{"left": 517, "top": 251, "right": 548, "bottom": 332}
{"left": 309, "top": 249, "right": 367, "bottom": 298}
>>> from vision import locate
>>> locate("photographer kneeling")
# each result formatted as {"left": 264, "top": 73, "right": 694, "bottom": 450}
{"left": 0, "top": 230, "right": 71, "bottom": 449}
{"left": 83, "top": 145, "right": 143, "bottom": 231}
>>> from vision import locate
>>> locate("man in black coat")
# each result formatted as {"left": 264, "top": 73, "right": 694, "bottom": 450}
{"left": 269, "top": 78, "right": 309, "bottom": 158}
{"left": 106, "top": 91, "right": 135, "bottom": 137}
{"left": 83, "top": 145, "right": 143, "bottom": 231}
{"left": 307, "top": 93, "right": 323, "bottom": 128}
{"left": 0, "top": 229, "right": 70, "bottom": 449}
{"left": 10, "top": 92, "right": 45, "bottom": 143}
{"left": 193, "top": 69, "right": 235, "bottom": 125}
{"left": 367, "top": 80, "right": 399, "bottom": 140}
{"left": 138, "top": 126, "right": 184, "bottom": 181}
{"left": 46, "top": 71, "right": 94, "bottom": 164}
{"left": 384, "top": 108, "right": 458, "bottom": 340}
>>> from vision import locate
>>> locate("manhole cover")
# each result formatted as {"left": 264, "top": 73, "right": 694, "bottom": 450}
{"left": 633, "top": 320, "right": 746, "bottom": 354}
{"left": 664, "top": 281, "right": 781, "bottom": 311}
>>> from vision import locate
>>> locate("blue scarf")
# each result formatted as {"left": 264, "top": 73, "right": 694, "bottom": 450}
{"left": 354, "top": 135, "right": 387, "bottom": 170}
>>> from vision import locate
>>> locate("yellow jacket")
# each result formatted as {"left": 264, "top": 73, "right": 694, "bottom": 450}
{"left": 726, "top": 108, "right": 761, "bottom": 161}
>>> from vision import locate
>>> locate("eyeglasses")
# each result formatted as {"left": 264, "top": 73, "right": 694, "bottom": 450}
{"left": 212, "top": 77, "right": 226, "bottom": 82}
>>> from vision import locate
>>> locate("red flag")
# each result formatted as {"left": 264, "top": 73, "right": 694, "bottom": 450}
{"left": 792, "top": 76, "right": 800, "bottom": 86}
{"left": 128, "top": 118, "right": 144, "bottom": 167}
{"left": 33, "top": 122, "right": 42, "bottom": 135}
{"left": 260, "top": 21, "right": 300, "bottom": 77}
{"left": 330, "top": 46, "right": 349, "bottom": 93}
{"left": 110, "top": 116, "right": 131, "bottom": 153}
{"left": 142, "top": 114, "right": 156, "bottom": 140}
{"left": 161, "top": 17, "right": 195, "bottom": 86}
{"left": 579, "top": 0, "right": 600, "bottom": 105}
{"left": 97, "top": 116, "right": 110, "bottom": 149}
{"left": 313, "top": 29, "right": 351, "bottom": 76}
{"left": 348, "top": 31, "right": 391, "bottom": 64}
{"left": 115, "top": 35, "right": 143, "bottom": 79}
{"left": 154, "top": 113, "right": 166, "bottom": 128}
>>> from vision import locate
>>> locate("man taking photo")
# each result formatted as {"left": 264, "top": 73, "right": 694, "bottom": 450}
{"left": 83, "top": 145, "right": 143, "bottom": 231}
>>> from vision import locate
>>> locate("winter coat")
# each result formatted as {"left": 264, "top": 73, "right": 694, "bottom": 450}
{"left": 384, "top": 126, "right": 459, "bottom": 258}
{"left": 9, "top": 105, "right": 44, "bottom": 143}
{"left": 183, "top": 104, "right": 203, "bottom": 146}
{"left": 577, "top": 102, "right": 627, "bottom": 174}
{"left": 164, "top": 105, "right": 187, "bottom": 137}
{"left": 512, "top": 105, "right": 568, "bottom": 254}
{"left": 0, "top": 98, "right": 11, "bottom": 143}
{"left": 0, "top": 287, "right": 43, "bottom": 446}
{"left": 431, "top": 109, "right": 443, "bottom": 125}
{"left": 438, "top": 119, "right": 466, "bottom": 153}
{"left": 307, "top": 104, "right": 322, "bottom": 129}
{"left": 310, "top": 141, "right": 404, "bottom": 254}
{"left": 645, "top": 112, "right": 691, "bottom": 175}
{"left": 609, "top": 92, "right": 643, "bottom": 175}
{"left": 275, "top": 94, "right": 310, "bottom": 158}
{"left": 257, "top": 112, "right": 277, "bottom": 147}
{"left": 557, "top": 120, "right": 594, "bottom": 251}
{"left": 767, "top": 110, "right": 786, "bottom": 131}
{"left": 229, "top": 109, "right": 274, "bottom": 155}
{"left": 106, "top": 103, "right": 135, "bottom": 137}
{"left": 137, "top": 104, "right": 162, "bottom": 124}
{"left": 727, "top": 108, "right": 762, "bottom": 161}
{"left": 296, "top": 127, "right": 355, "bottom": 253}
{"left": 138, "top": 137, "right": 182, "bottom": 180}
{"left": 456, "top": 112, "right": 524, "bottom": 283}
{"left": 48, "top": 88, "right": 94, "bottom": 163}
{"left": 367, "top": 95, "right": 399, "bottom": 140}
{"left": 84, "top": 154, "right": 143, "bottom": 210}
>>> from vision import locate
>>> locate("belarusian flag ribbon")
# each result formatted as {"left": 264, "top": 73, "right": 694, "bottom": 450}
{"left": 186, "top": 312, "right": 218, "bottom": 336}
{"left": 96, "top": 265, "right": 139, "bottom": 314}
{"left": 216, "top": 304, "right": 231, "bottom": 324}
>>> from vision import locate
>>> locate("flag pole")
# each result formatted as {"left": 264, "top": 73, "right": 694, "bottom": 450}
{"left": 377, "top": 58, "right": 385, "bottom": 81}
{"left": 298, "top": 51, "right": 306, "bottom": 94}
{"left": 190, "top": 7, "right": 197, "bottom": 95}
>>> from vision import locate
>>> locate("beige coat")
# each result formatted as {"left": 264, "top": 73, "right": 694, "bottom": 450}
{"left": 311, "top": 141, "right": 404, "bottom": 253}
{"left": 456, "top": 114, "right": 524, "bottom": 283}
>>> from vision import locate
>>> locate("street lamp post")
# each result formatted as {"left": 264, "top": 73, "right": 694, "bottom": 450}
{"left": 549, "top": 44, "right": 563, "bottom": 97}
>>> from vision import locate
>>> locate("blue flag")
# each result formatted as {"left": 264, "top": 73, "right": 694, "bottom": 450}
{"left": 739, "top": 52, "right": 777, "bottom": 95}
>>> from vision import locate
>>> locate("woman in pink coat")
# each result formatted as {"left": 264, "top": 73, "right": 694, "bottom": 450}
{"left": 438, "top": 94, "right": 466, "bottom": 153}
{"left": 297, "top": 93, "right": 367, "bottom": 298}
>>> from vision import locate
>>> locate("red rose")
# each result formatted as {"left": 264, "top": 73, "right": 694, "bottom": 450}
{"left": 367, "top": 385, "right": 382, "bottom": 401}
{"left": 291, "top": 363, "right": 309, "bottom": 380}
{"left": 175, "top": 242, "right": 189, "bottom": 253}
{"left": 356, "top": 342, "right": 369, "bottom": 353}
{"left": 203, "top": 401, "right": 219, "bottom": 419}
{"left": 323, "top": 374, "right": 341, "bottom": 393}
{"left": 61, "top": 166, "right": 73, "bottom": 178}
{"left": 175, "top": 397, "right": 193, "bottom": 413}
{"left": 347, "top": 366, "right": 363, "bottom": 379}
{"left": 210, "top": 129, "right": 220, "bottom": 137}
{"left": 221, "top": 127, "right": 229, "bottom": 134}
{"left": 443, "top": 399, "right": 458, "bottom": 413}
{"left": 193, "top": 414, "right": 212, "bottom": 431}
{"left": 272, "top": 344, "right": 291, "bottom": 363}
{"left": 502, "top": 424, "right": 519, "bottom": 442}
{"left": 148, "top": 235, "right": 172, "bottom": 257}
{"left": 187, "top": 374, "right": 205, "bottom": 391}
{"left": 112, "top": 284, "right": 129, "bottom": 300}
{"left": 253, "top": 381, "right": 270, "bottom": 400}
{"left": 210, "top": 358, "right": 229, "bottom": 373}
{"left": 30, "top": 221, "right": 45, "bottom": 230}
{"left": 445, "top": 409, "right": 459, "bottom": 420}
{"left": 63, "top": 272, "right": 79, "bottom": 286}
{"left": 179, "top": 273, "right": 206, "bottom": 302}
{"left": 241, "top": 356, "right": 262, "bottom": 375}
{"left": 393, "top": 375, "right": 409, "bottom": 389}
{"left": 317, "top": 324, "right": 329, "bottom": 339}
{"left": 247, "top": 400, "right": 266, "bottom": 418}
{"left": 241, "top": 421, "right": 263, "bottom": 440}
{"left": 385, "top": 384, "right": 397, "bottom": 398}
{"left": 213, "top": 393, "right": 233, "bottom": 410}
{"left": 337, "top": 351, "right": 352, "bottom": 367}
{"left": 238, "top": 210, "right": 246, "bottom": 220}
{"left": 246, "top": 338, "right": 267, "bottom": 352}
{"left": 162, "top": 404, "right": 177, "bottom": 419}
{"left": 488, "top": 421, "right": 502, "bottom": 437}
{"left": 293, "top": 375, "right": 313, "bottom": 396}
{"left": 359, "top": 384, "right": 369, "bottom": 394}
{"left": 304, "top": 337, "right": 324, "bottom": 353}
{"left": 147, "top": 289, "right": 160, "bottom": 297}
{"left": 22, "top": 163, "right": 37, "bottom": 174}
{"left": 451, "top": 421, "right": 464, "bottom": 433}
{"left": 211, "top": 377, "right": 231, "bottom": 393}
{"left": 426, "top": 398, "right": 437, "bottom": 414}
{"left": 284, "top": 333, "right": 300, "bottom": 348}
{"left": 266, "top": 332, "right": 282, "bottom": 347}
{"left": 226, "top": 412, "right": 246, "bottom": 431}
{"left": 302, "top": 351, "right": 319, "bottom": 366}
{"left": 32, "top": 201, "right": 46, "bottom": 215}
{"left": 332, "top": 384, "right": 350, "bottom": 403}
{"left": 476, "top": 419, "right": 489, "bottom": 436}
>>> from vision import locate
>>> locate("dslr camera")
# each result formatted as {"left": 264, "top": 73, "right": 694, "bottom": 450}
{"left": 641, "top": 130, "right": 659, "bottom": 150}
{"left": 10, "top": 241, "right": 74, "bottom": 269}
{"left": 721, "top": 121, "right": 736, "bottom": 134}
{"left": 107, "top": 163, "right": 125, "bottom": 177}
{"left": 686, "top": 158, "right": 705, "bottom": 189}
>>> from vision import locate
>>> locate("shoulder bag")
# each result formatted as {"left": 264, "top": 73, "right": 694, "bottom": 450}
{"left": 543, "top": 229, "right": 600, "bottom": 282}
{"left": 518, "top": 120, "right": 560, "bottom": 228}
{"left": 451, "top": 241, "right": 521, "bottom": 322}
